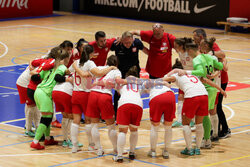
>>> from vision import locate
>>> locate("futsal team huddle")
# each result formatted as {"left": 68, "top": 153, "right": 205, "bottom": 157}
{"left": 16, "top": 23, "right": 231, "bottom": 163}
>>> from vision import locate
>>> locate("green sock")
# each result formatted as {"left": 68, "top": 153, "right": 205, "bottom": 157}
{"left": 34, "top": 123, "right": 47, "bottom": 141}
{"left": 44, "top": 125, "right": 51, "bottom": 137}
{"left": 203, "top": 116, "right": 211, "bottom": 140}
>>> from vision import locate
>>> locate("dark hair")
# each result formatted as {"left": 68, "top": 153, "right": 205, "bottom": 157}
{"left": 193, "top": 28, "right": 207, "bottom": 39}
{"left": 76, "top": 38, "right": 88, "bottom": 53}
{"left": 203, "top": 37, "right": 216, "bottom": 50}
{"left": 172, "top": 58, "right": 183, "bottom": 69}
{"left": 185, "top": 42, "right": 199, "bottom": 50}
{"left": 59, "top": 40, "right": 73, "bottom": 49}
{"left": 175, "top": 37, "right": 193, "bottom": 51}
{"left": 95, "top": 31, "right": 106, "bottom": 41}
{"left": 106, "top": 55, "right": 118, "bottom": 67}
{"left": 79, "top": 45, "right": 94, "bottom": 66}
{"left": 48, "top": 47, "right": 69, "bottom": 60}
{"left": 125, "top": 66, "right": 139, "bottom": 78}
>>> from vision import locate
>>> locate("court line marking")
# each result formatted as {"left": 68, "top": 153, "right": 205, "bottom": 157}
{"left": 0, "top": 92, "right": 18, "bottom": 95}
{"left": 0, "top": 63, "right": 27, "bottom": 68}
{"left": 0, "top": 85, "right": 17, "bottom": 91}
{"left": 0, "top": 41, "right": 8, "bottom": 59}
{"left": 223, "top": 104, "right": 235, "bottom": 121}
{"left": 200, "top": 154, "right": 250, "bottom": 167}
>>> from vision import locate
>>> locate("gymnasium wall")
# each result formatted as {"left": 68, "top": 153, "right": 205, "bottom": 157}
{"left": 229, "top": 0, "right": 250, "bottom": 21}
{"left": 0, "top": 0, "right": 53, "bottom": 19}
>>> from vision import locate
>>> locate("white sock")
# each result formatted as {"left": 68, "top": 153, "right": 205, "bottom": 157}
{"left": 67, "top": 119, "right": 73, "bottom": 140}
{"left": 24, "top": 104, "right": 28, "bottom": 129}
{"left": 85, "top": 124, "right": 94, "bottom": 145}
{"left": 130, "top": 131, "right": 138, "bottom": 153}
{"left": 150, "top": 125, "right": 159, "bottom": 151}
{"left": 164, "top": 125, "right": 172, "bottom": 150}
{"left": 177, "top": 100, "right": 183, "bottom": 123}
{"left": 107, "top": 124, "right": 117, "bottom": 151}
{"left": 52, "top": 103, "right": 56, "bottom": 122}
{"left": 26, "top": 106, "right": 32, "bottom": 132}
{"left": 30, "top": 106, "right": 37, "bottom": 129}
{"left": 71, "top": 123, "right": 79, "bottom": 146}
{"left": 33, "top": 139, "right": 39, "bottom": 144}
{"left": 195, "top": 124, "right": 204, "bottom": 149}
{"left": 117, "top": 132, "right": 126, "bottom": 157}
{"left": 62, "top": 118, "right": 69, "bottom": 141}
{"left": 34, "top": 108, "right": 41, "bottom": 129}
{"left": 183, "top": 125, "right": 192, "bottom": 150}
{"left": 91, "top": 123, "right": 101, "bottom": 150}
{"left": 210, "top": 114, "right": 219, "bottom": 137}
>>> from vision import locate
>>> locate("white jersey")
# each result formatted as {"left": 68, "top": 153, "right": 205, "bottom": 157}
{"left": 118, "top": 84, "right": 143, "bottom": 108}
{"left": 91, "top": 66, "right": 121, "bottom": 95}
{"left": 53, "top": 76, "right": 73, "bottom": 96}
{"left": 170, "top": 73, "right": 208, "bottom": 98}
{"left": 69, "top": 60, "right": 96, "bottom": 92}
{"left": 16, "top": 67, "right": 30, "bottom": 88}
{"left": 149, "top": 85, "right": 172, "bottom": 101}
{"left": 178, "top": 52, "right": 193, "bottom": 70}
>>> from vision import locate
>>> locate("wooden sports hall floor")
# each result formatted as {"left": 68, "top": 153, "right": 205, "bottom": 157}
{"left": 0, "top": 12, "right": 249, "bottom": 167}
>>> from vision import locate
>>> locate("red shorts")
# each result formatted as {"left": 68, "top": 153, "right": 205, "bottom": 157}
{"left": 16, "top": 84, "right": 35, "bottom": 105}
{"left": 215, "top": 92, "right": 220, "bottom": 105}
{"left": 86, "top": 91, "right": 114, "bottom": 120}
{"left": 117, "top": 103, "right": 143, "bottom": 127}
{"left": 182, "top": 95, "right": 208, "bottom": 119}
{"left": 149, "top": 91, "right": 176, "bottom": 122}
{"left": 179, "top": 89, "right": 184, "bottom": 95}
{"left": 71, "top": 91, "right": 89, "bottom": 114}
{"left": 52, "top": 91, "right": 72, "bottom": 113}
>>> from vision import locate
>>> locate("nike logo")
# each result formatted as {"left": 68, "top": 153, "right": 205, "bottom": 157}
{"left": 194, "top": 3, "right": 216, "bottom": 14}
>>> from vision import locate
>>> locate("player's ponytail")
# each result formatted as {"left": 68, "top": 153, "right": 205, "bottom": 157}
{"left": 172, "top": 58, "right": 183, "bottom": 69}
{"left": 125, "top": 66, "right": 139, "bottom": 78}
{"left": 79, "top": 45, "right": 94, "bottom": 66}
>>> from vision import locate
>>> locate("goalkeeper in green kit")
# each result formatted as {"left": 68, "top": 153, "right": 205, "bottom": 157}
{"left": 175, "top": 42, "right": 223, "bottom": 149}
{"left": 30, "top": 47, "right": 70, "bottom": 150}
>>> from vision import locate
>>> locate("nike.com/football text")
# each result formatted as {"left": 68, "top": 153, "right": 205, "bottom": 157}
{"left": 94, "top": 0, "right": 216, "bottom": 14}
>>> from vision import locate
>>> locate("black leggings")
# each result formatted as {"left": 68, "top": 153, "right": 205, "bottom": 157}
{"left": 217, "top": 83, "right": 229, "bottom": 133}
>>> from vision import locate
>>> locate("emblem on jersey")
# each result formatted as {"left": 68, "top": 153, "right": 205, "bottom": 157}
{"left": 132, "top": 47, "right": 137, "bottom": 52}
{"left": 163, "top": 42, "right": 167, "bottom": 46}
{"left": 94, "top": 52, "right": 99, "bottom": 56}
{"left": 105, "top": 47, "right": 108, "bottom": 51}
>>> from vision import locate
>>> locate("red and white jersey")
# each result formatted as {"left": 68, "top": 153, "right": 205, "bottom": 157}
{"left": 53, "top": 76, "right": 73, "bottom": 96}
{"left": 16, "top": 67, "right": 30, "bottom": 88}
{"left": 178, "top": 52, "right": 193, "bottom": 70}
{"left": 67, "top": 48, "right": 81, "bottom": 68}
{"left": 91, "top": 66, "right": 121, "bottom": 95}
{"left": 69, "top": 60, "right": 97, "bottom": 92}
{"left": 149, "top": 85, "right": 173, "bottom": 101}
{"left": 170, "top": 73, "right": 208, "bottom": 98}
{"left": 118, "top": 83, "right": 143, "bottom": 108}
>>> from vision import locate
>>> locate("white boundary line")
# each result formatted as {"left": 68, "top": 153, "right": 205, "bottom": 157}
{"left": 0, "top": 41, "right": 8, "bottom": 58}
{"left": 223, "top": 104, "right": 235, "bottom": 121}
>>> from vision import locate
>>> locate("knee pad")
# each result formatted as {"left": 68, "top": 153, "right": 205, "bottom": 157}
{"left": 40, "top": 117, "right": 53, "bottom": 127}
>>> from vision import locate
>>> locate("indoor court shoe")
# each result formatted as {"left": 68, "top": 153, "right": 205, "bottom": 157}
{"left": 189, "top": 121, "right": 195, "bottom": 127}
{"left": 44, "top": 137, "right": 58, "bottom": 145}
{"left": 67, "top": 140, "right": 83, "bottom": 148}
{"left": 51, "top": 120, "right": 62, "bottom": 128}
{"left": 88, "top": 143, "right": 97, "bottom": 151}
{"left": 211, "top": 136, "right": 219, "bottom": 142}
{"left": 129, "top": 152, "right": 135, "bottom": 160}
{"left": 201, "top": 139, "right": 212, "bottom": 149}
{"left": 113, "top": 155, "right": 123, "bottom": 163}
{"left": 147, "top": 150, "right": 157, "bottom": 158}
{"left": 62, "top": 140, "right": 68, "bottom": 147}
{"left": 30, "top": 142, "right": 45, "bottom": 150}
{"left": 180, "top": 148, "right": 194, "bottom": 156}
{"left": 96, "top": 149, "right": 104, "bottom": 156}
{"left": 194, "top": 148, "right": 201, "bottom": 155}
{"left": 24, "top": 131, "right": 35, "bottom": 137}
{"left": 219, "top": 129, "right": 231, "bottom": 139}
{"left": 72, "top": 146, "right": 81, "bottom": 153}
{"left": 172, "top": 121, "right": 182, "bottom": 127}
{"left": 162, "top": 150, "right": 169, "bottom": 159}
